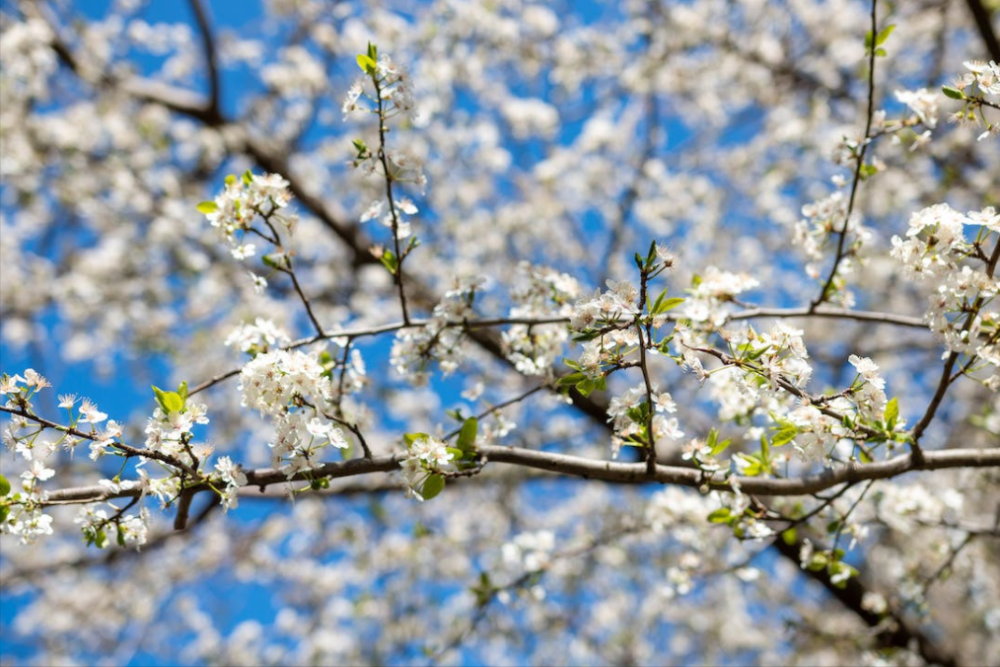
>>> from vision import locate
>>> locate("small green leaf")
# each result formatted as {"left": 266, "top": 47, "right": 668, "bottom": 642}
{"left": 708, "top": 428, "right": 732, "bottom": 457}
{"left": 262, "top": 253, "right": 285, "bottom": 269}
{"left": 874, "top": 47, "right": 887, "bottom": 57}
{"left": 0, "top": 474, "right": 10, "bottom": 497}
{"left": 650, "top": 287, "right": 668, "bottom": 314}
{"left": 357, "top": 54, "right": 377, "bottom": 74}
{"left": 653, "top": 297, "right": 685, "bottom": 315}
{"left": 0, "top": 505, "right": 9, "bottom": 523}
{"left": 707, "top": 508, "right": 733, "bottom": 523}
{"left": 379, "top": 249, "right": 398, "bottom": 274}
{"left": 89, "top": 528, "right": 108, "bottom": 549}
{"left": 457, "top": 417, "right": 478, "bottom": 452}
{"left": 781, "top": 528, "right": 798, "bottom": 546}
{"left": 224, "top": 174, "right": 237, "bottom": 186}
{"left": 196, "top": 201, "right": 218, "bottom": 214}
{"left": 805, "top": 553, "right": 828, "bottom": 571}
{"left": 771, "top": 423, "right": 798, "bottom": 447}
{"left": 117, "top": 528, "right": 127, "bottom": 547}
{"left": 241, "top": 170, "right": 254, "bottom": 186}
{"left": 367, "top": 42, "right": 378, "bottom": 62}
{"left": 941, "top": 86, "right": 965, "bottom": 100}
{"left": 875, "top": 24, "right": 895, "bottom": 46}
{"left": 557, "top": 372, "right": 587, "bottom": 387}
{"left": 404, "top": 433, "right": 430, "bottom": 447}
{"left": 885, "top": 397, "right": 899, "bottom": 429}
{"left": 152, "top": 385, "right": 184, "bottom": 413}
{"left": 422, "top": 474, "right": 445, "bottom": 500}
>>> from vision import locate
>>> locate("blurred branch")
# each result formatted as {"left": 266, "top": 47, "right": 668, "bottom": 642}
{"left": 187, "top": 0, "right": 221, "bottom": 118}
{"left": 965, "top": 0, "right": 1000, "bottom": 62}
{"left": 772, "top": 533, "right": 958, "bottom": 667}
{"left": 38, "top": 446, "right": 1000, "bottom": 506}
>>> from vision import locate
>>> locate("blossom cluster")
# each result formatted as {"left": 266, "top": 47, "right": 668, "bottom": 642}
{"left": 794, "top": 190, "right": 872, "bottom": 295}
{"left": 502, "top": 262, "right": 581, "bottom": 376}
{"left": 342, "top": 50, "right": 416, "bottom": 123}
{"left": 391, "top": 275, "right": 485, "bottom": 384}
{"left": 224, "top": 317, "right": 292, "bottom": 355}
{"left": 201, "top": 172, "right": 298, "bottom": 260}
{"left": 344, "top": 46, "right": 425, "bottom": 190}
{"left": 360, "top": 196, "right": 419, "bottom": 239}
{"left": 238, "top": 349, "right": 348, "bottom": 476}
{"left": 681, "top": 266, "right": 759, "bottom": 329}
{"left": 606, "top": 383, "right": 683, "bottom": 459}
{"left": 400, "top": 435, "right": 454, "bottom": 501}
{"left": 214, "top": 455, "right": 248, "bottom": 512}
{"left": 0, "top": 371, "right": 154, "bottom": 546}
{"left": 946, "top": 60, "right": 1000, "bottom": 141}
{"left": 141, "top": 397, "right": 210, "bottom": 465}
{"left": 568, "top": 252, "right": 677, "bottom": 380}
{"left": 891, "top": 204, "right": 999, "bottom": 388}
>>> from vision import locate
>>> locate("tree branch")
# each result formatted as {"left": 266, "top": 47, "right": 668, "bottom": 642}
{"left": 38, "top": 446, "right": 1000, "bottom": 506}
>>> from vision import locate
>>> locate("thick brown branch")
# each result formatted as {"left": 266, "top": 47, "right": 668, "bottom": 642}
{"left": 772, "top": 535, "right": 958, "bottom": 667}
{"left": 39, "top": 446, "right": 1000, "bottom": 505}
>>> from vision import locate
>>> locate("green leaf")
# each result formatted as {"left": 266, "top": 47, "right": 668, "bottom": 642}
{"left": 653, "top": 297, "right": 685, "bottom": 315}
{"left": 357, "top": 54, "right": 377, "bottom": 74}
{"left": 805, "top": 553, "right": 828, "bottom": 572}
{"left": 262, "top": 253, "right": 285, "bottom": 269}
{"left": 117, "top": 528, "right": 127, "bottom": 547}
{"left": 737, "top": 453, "right": 764, "bottom": 477}
{"left": 874, "top": 47, "right": 887, "bottom": 57}
{"left": 709, "top": 431, "right": 732, "bottom": 457}
{"left": 571, "top": 329, "right": 601, "bottom": 342}
{"left": 707, "top": 508, "right": 733, "bottom": 523}
{"left": 367, "top": 42, "right": 378, "bottom": 62}
{"left": 885, "top": 397, "right": 899, "bottom": 429}
{"left": 404, "top": 433, "right": 430, "bottom": 447}
{"left": 0, "top": 505, "right": 9, "bottom": 524}
{"left": 196, "top": 201, "right": 218, "bottom": 214}
{"left": 771, "top": 423, "right": 798, "bottom": 447}
{"left": 379, "top": 249, "right": 398, "bottom": 274}
{"left": 781, "top": 528, "right": 798, "bottom": 546}
{"left": 152, "top": 385, "right": 184, "bottom": 413}
{"left": 421, "top": 474, "right": 445, "bottom": 500}
{"left": 241, "top": 170, "right": 254, "bottom": 186}
{"left": 0, "top": 474, "right": 10, "bottom": 497}
{"left": 224, "top": 174, "right": 237, "bottom": 186}
{"left": 557, "top": 372, "right": 587, "bottom": 387}
{"left": 941, "top": 85, "right": 965, "bottom": 100}
{"left": 650, "top": 287, "right": 668, "bottom": 313}
{"left": 875, "top": 24, "right": 896, "bottom": 46}
{"left": 457, "top": 417, "right": 478, "bottom": 452}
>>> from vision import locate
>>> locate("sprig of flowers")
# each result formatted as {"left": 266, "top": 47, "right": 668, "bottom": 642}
{"left": 344, "top": 42, "right": 424, "bottom": 324}
{"left": 943, "top": 60, "right": 1000, "bottom": 141}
